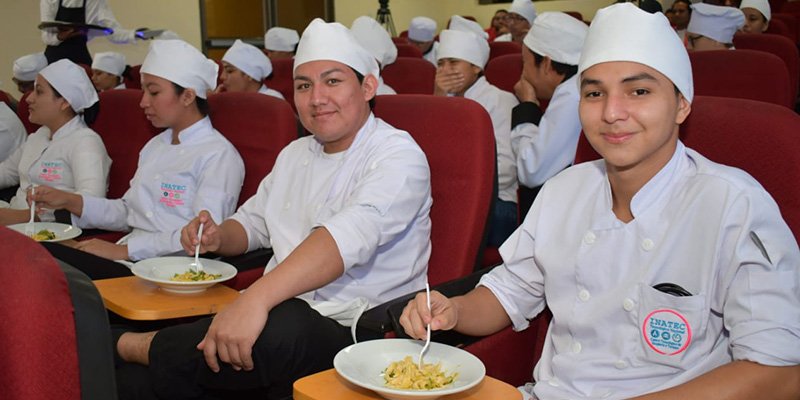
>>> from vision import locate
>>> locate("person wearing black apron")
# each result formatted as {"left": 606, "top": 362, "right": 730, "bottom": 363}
{"left": 44, "top": 0, "right": 93, "bottom": 65}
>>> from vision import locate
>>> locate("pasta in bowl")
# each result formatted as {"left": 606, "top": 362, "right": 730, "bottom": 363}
{"left": 131, "top": 257, "right": 237, "bottom": 294}
{"left": 334, "top": 338, "right": 485, "bottom": 400}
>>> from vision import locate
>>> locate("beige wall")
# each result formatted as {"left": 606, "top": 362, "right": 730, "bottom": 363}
{"left": 0, "top": 0, "right": 201, "bottom": 97}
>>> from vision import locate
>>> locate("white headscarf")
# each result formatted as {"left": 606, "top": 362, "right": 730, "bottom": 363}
{"left": 740, "top": 0, "right": 771, "bottom": 21}
{"left": 579, "top": 3, "right": 693, "bottom": 102}
{"left": 13, "top": 53, "right": 48, "bottom": 82}
{"left": 688, "top": 3, "right": 745, "bottom": 44}
{"left": 223, "top": 39, "right": 273, "bottom": 81}
{"left": 409, "top": 16, "right": 437, "bottom": 42}
{"left": 350, "top": 16, "right": 398, "bottom": 68}
{"left": 294, "top": 18, "right": 380, "bottom": 79}
{"left": 523, "top": 12, "right": 588, "bottom": 66}
{"left": 264, "top": 27, "right": 300, "bottom": 52}
{"left": 140, "top": 39, "right": 218, "bottom": 99}
{"left": 39, "top": 59, "right": 99, "bottom": 113}
{"left": 509, "top": 0, "right": 538, "bottom": 26}
{"left": 437, "top": 29, "right": 490, "bottom": 70}
{"left": 92, "top": 52, "right": 126, "bottom": 76}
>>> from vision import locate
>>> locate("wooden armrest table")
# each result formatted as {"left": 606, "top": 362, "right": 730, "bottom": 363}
{"left": 93, "top": 276, "right": 239, "bottom": 320}
{"left": 293, "top": 368, "right": 522, "bottom": 400}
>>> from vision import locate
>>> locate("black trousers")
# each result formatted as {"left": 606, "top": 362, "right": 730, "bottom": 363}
{"left": 116, "top": 298, "right": 381, "bottom": 400}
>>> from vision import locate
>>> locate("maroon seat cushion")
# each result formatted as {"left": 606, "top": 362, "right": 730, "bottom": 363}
{"left": 382, "top": 58, "right": 436, "bottom": 94}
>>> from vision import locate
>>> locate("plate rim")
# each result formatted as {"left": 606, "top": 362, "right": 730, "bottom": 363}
{"left": 333, "top": 338, "right": 486, "bottom": 398}
{"left": 7, "top": 221, "right": 83, "bottom": 242}
{"left": 131, "top": 256, "right": 238, "bottom": 286}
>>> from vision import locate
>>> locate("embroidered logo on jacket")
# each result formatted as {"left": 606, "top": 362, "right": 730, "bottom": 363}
{"left": 642, "top": 309, "right": 692, "bottom": 355}
{"left": 39, "top": 161, "right": 64, "bottom": 182}
{"left": 160, "top": 183, "right": 186, "bottom": 207}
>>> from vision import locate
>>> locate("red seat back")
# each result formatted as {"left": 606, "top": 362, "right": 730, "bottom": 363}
{"left": 485, "top": 53, "right": 523, "bottom": 93}
{"left": 124, "top": 64, "right": 142, "bottom": 89}
{"left": 16, "top": 92, "right": 40, "bottom": 134}
{"left": 733, "top": 33, "right": 799, "bottom": 99}
{"left": 381, "top": 58, "right": 436, "bottom": 94}
{"left": 772, "top": 12, "right": 800, "bottom": 44}
{"left": 208, "top": 92, "right": 297, "bottom": 205}
{"left": 765, "top": 18, "right": 795, "bottom": 42}
{"left": 489, "top": 41, "right": 522, "bottom": 61}
{"left": 0, "top": 228, "right": 81, "bottom": 400}
{"left": 395, "top": 43, "right": 423, "bottom": 58}
{"left": 689, "top": 49, "right": 793, "bottom": 108}
{"left": 374, "top": 95, "right": 495, "bottom": 284}
{"left": 575, "top": 95, "right": 800, "bottom": 240}
{"left": 263, "top": 58, "right": 296, "bottom": 113}
{"left": 391, "top": 36, "right": 408, "bottom": 44}
{"left": 90, "top": 89, "right": 159, "bottom": 199}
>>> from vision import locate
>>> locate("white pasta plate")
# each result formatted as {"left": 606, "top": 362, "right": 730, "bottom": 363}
{"left": 8, "top": 221, "right": 82, "bottom": 242}
{"left": 333, "top": 338, "right": 486, "bottom": 400}
{"left": 131, "top": 256, "right": 237, "bottom": 294}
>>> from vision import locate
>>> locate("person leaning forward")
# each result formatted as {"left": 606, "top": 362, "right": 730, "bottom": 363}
{"left": 113, "top": 18, "right": 432, "bottom": 400}
{"left": 401, "top": 4, "right": 800, "bottom": 400}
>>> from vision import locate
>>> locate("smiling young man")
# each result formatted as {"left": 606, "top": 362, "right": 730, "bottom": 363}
{"left": 113, "top": 18, "right": 432, "bottom": 400}
{"left": 401, "top": 4, "right": 800, "bottom": 399}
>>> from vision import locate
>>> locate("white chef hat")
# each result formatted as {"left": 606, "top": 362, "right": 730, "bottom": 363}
{"left": 578, "top": 3, "right": 693, "bottom": 102}
{"left": 351, "top": 16, "right": 398, "bottom": 68}
{"left": 294, "top": 18, "right": 380, "bottom": 79}
{"left": 687, "top": 3, "right": 745, "bottom": 44}
{"left": 264, "top": 27, "right": 300, "bottom": 52}
{"left": 509, "top": 0, "right": 538, "bottom": 26}
{"left": 222, "top": 39, "right": 273, "bottom": 81}
{"left": 437, "top": 29, "right": 491, "bottom": 70}
{"left": 740, "top": 0, "right": 771, "bottom": 21}
{"left": 141, "top": 39, "right": 218, "bottom": 99}
{"left": 13, "top": 53, "right": 48, "bottom": 82}
{"left": 409, "top": 16, "right": 437, "bottom": 42}
{"left": 523, "top": 12, "right": 588, "bottom": 66}
{"left": 39, "top": 59, "right": 98, "bottom": 113}
{"left": 91, "top": 52, "right": 126, "bottom": 76}
{"left": 449, "top": 15, "right": 489, "bottom": 39}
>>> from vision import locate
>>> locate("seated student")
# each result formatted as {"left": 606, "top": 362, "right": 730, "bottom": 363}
{"left": 486, "top": 9, "right": 509, "bottom": 42}
{"left": 408, "top": 16, "right": 439, "bottom": 66}
{"left": 435, "top": 16, "right": 519, "bottom": 247}
{"left": 263, "top": 27, "right": 299, "bottom": 60}
{"left": 512, "top": 13, "right": 587, "bottom": 190}
{"left": 0, "top": 103, "right": 26, "bottom": 164}
{"left": 218, "top": 39, "right": 284, "bottom": 99}
{"left": 670, "top": 0, "right": 692, "bottom": 41}
{"left": 351, "top": 16, "right": 398, "bottom": 95}
{"left": 687, "top": 3, "right": 745, "bottom": 51}
{"left": 32, "top": 40, "right": 244, "bottom": 264}
{"left": 91, "top": 51, "right": 128, "bottom": 91}
{"left": 740, "top": 0, "right": 771, "bottom": 33}
{"left": 494, "top": 0, "right": 536, "bottom": 44}
{"left": 113, "top": 19, "right": 432, "bottom": 399}
{"left": 0, "top": 59, "right": 109, "bottom": 225}
{"left": 401, "top": 4, "right": 800, "bottom": 399}
{"left": 12, "top": 52, "right": 48, "bottom": 97}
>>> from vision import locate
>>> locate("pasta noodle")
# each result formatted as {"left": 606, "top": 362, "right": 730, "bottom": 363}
{"left": 31, "top": 229, "right": 56, "bottom": 241}
{"left": 383, "top": 356, "right": 458, "bottom": 390}
{"left": 170, "top": 270, "right": 222, "bottom": 282}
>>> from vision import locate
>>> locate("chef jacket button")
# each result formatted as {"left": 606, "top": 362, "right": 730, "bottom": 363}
{"left": 614, "top": 360, "right": 628, "bottom": 369}
{"left": 623, "top": 298, "right": 636, "bottom": 312}
{"left": 303, "top": 159, "right": 309, "bottom": 166}
{"left": 316, "top": 204, "right": 322, "bottom": 211}
{"left": 642, "top": 238, "right": 655, "bottom": 251}
{"left": 571, "top": 341, "right": 582, "bottom": 354}
{"left": 146, "top": 211, "right": 153, "bottom": 218}
{"left": 547, "top": 379, "right": 560, "bottom": 387}
{"left": 583, "top": 231, "right": 596, "bottom": 245}
{"left": 154, "top": 174, "right": 161, "bottom": 180}
{"left": 578, "top": 289, "right": 591, "bottom": 302}
{"left": 179, "top": 149, "right": 185, "bottom": 155}
{"left": 284, "top": 202, "right": 291, "bottom": 210}
{"left": 371, "top": 161, "right": 378, "bottom": 170}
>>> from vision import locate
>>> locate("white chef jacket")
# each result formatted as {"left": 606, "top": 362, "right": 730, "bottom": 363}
{"left": 494, "top": 33, "right": 512, "bottom": 42}
{"left": 481, "top": 141, "right": 800, "bottom": 399}
{"left": 74, "top": 117, "right": 245, "bottom": 261}
{"left": 511, "top": 75, "right": 582, "bottom": 188}
{"left": 376, "top": 77, "right": 397, "bottom": 95}
{"left": 0, "top": 116, "right": 110, "bottom": 213}
{"left": 464, "top": 76, "right": 519, "bottom": 203}
{"left": 0, "top": 103, "right": 26, "bottom": 164}
{"left": 40, "top": 0, "right": 135, "bottom": 45}
{"left": 112, "top": 82, "right": 126, "bottom": 90}
{"left": 258, "top": 84, "right": 285, "bottom": 100}
{"left": 231, "top": 113, "right": 432, "bottom": 307}
{"left": 422, "top": 42, "right": 439, "bottom": 66}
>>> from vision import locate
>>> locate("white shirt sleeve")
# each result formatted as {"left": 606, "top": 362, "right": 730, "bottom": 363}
{"left": 512, "top": 78, "right": 582, "bottom": 188}
{"left": 0, "top": 144, "right": 23, "bottom": 189}
{"left": 73, "top": 195, "right": 130, "bottom": 232}
{"left": 69, "top": 133, "right": 110, "bottom": 199}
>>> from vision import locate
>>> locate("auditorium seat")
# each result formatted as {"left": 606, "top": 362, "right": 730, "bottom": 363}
{"left": 263, "top": 58, "right": 296, "bottom": 113}
{"left": 489, "top": 41, "right": 522, "bottom": 61}
{"left": 382, "top": 57, "right": 436, "bottom": 94}
{"left": 395, "top": 43, "right": 423, "bottom": 58}
{"left": 733, "top": 33, "right": 799, "bottom": 100}
{"left": 485, "top": 53, "right": 522, "bottom": 93}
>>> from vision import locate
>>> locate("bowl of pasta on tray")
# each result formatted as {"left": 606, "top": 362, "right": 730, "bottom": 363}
{"left": 333, "top": 338, "right": 485, "bottom": 400}
{"left": 131, "top": 256, "right": 237, "bottom": 294}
